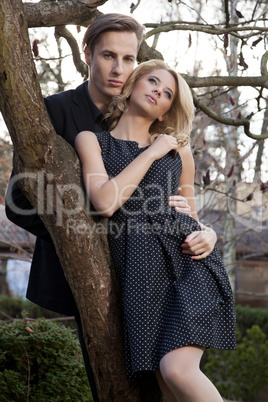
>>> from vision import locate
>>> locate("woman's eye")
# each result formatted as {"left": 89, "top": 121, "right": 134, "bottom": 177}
{"left": 148, "top": 77, "right": 157, "bottom": 85}
{"left": 164, "top": 91, "right": 172, "bottom": 100}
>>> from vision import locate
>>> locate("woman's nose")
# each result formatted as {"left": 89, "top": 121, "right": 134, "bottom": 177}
{"left": 153, "top": 89, "right": 161, "bottom": 97}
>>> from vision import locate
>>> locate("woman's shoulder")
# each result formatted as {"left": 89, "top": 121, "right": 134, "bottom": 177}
{"left": 75, "top": 130, "right": 108, "bottom": 143}
{"left": 178, "top": 144, "right": 194, "bottom": 161}
{"left": 177, "top": 144, "right": 192, "bottom": 157}
{"left": 75, "top": 130, "right": 96, "bottom": 145}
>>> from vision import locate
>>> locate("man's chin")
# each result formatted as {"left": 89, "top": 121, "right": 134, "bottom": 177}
{"left": 107, "top": 86, "right": 123, "bottom": 96}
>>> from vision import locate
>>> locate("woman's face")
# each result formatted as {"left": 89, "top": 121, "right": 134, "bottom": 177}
{"left": 129, "top": 68, "right": 176, "bottom": 121}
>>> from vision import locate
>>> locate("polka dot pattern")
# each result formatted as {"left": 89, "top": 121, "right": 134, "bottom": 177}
{"left": 95, "top": 131, "right": 236, "bottom": 378}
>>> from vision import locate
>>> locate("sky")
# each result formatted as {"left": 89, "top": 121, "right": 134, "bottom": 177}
{"left": 1, "top": 0, "right": 267, "bottom": 181}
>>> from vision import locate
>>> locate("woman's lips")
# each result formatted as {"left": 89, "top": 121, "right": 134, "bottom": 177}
{"left": 145, "top": 94, "right": 157, "bottom": 105}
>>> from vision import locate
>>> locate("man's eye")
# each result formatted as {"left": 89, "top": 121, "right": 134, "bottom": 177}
{"left": 124, "top": 57, "right": 134, "bottom": 63}
{"left": 104, "top": 54, "right": 112, "bottom": 59}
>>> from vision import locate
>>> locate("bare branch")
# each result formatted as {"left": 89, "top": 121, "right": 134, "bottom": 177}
{"left": 137, "top": 40, "right": 164, "bottom": 62}
{"left": 261, "top": 50, "right": 268, "bottom": 76}
{"left": 78, "top": 0, "right": 108, "bottom": 7}
{"left": 23, "top": 1, "right": 102, "bottom": 28}
{"left": 130, "top": 0, "right": 142, "bottom": 14}
{"left": 236, "top": 290, "right": 268, "bottom": 298}
{"left": 241, "top": 252, "right": 268, "bottom": 260}
{"left": 145, "top": 21, "right": 268, "bottom": 40}
{"left": 224, "top": 0, "right": 230, "bottom": 28}
{"left": 178, "top": 1, "right": 210, "bottom": 25}
{"left": 55, "top": 25, "right": 88, "bottom": 78}
{"left": 192, "top": 92, "right": 268, "bottom": 140}
{"left": 194, "top": 182, "right": 258, "bottom": 203}
{"left": 184, "top": 75, "right": 268, "bottom": 89}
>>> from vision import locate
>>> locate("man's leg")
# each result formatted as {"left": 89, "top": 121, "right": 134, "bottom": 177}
{"left": 75, "top": 312, "right": 99, "bottom": 402}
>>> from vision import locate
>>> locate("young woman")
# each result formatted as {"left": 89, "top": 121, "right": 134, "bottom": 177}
{"left": 75, "top": 60, "right": 236, "bottom": 402}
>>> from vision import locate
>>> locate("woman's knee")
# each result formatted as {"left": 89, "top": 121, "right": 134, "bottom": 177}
{"left": 159, "top": 346, "right": 204, "bottom": 389}
{"left": 160, "top": 355, "right": 187, "bottom": 389}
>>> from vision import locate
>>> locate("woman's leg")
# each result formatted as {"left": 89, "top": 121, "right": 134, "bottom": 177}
{"left": 159, "top": 345, "right": 223, "bottom": 402}
{"left": 155, "top": 369, "right": 177, "bottom": 402}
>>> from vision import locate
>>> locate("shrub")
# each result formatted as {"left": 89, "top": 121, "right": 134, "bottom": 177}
{"left": 0, "top": 295, "right": 63, "bottom": 320}
{"left": 0, "top": 295, "right": 76, "bottom": 330}
{"left": 235, "top": 304, "right": 268, "bottom": 338}
{"left": 204, "top": 325, "right": 268, "bottom": 402}
{"left": 0, "top": 318, "right": 92, "bottom": 401}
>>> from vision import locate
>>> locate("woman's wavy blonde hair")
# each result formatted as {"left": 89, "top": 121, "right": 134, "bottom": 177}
{"left": 106, "top": 59, "right": 195, "bottom": 147}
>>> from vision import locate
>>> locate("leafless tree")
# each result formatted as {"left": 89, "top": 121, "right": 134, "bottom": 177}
{"left": 0, "top": 0, "right": 267, "bottom": 400}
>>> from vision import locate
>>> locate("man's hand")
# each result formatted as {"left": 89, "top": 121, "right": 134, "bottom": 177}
{"left": 168, "top": 187, "right": 217, "bottom": 259}
{"left": 181, "top": 224, "right": 217, "bottom": 260}
{"left": 169, "top": 187, "right": 191, "bottom": 216}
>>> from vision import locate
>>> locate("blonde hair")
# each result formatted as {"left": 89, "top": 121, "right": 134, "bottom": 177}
{"left": 82, "top": 13, "right": 145, "bottom": 55}
{"left": 106, "top": 60, "right": 195, "bottom": 147}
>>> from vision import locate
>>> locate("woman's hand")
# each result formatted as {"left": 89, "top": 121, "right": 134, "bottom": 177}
{"left": 181, "top": 225, "right": 217, "bottom": 260}
{"left": 148, "top": 134, "right": 178, "bottom": 160}
{"left": 169, "top": 187, "right": 191, "bottom": 216}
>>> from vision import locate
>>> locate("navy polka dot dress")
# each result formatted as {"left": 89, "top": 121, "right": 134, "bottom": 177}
{"left": 94, "top": 131, "right": 236, "bottom": 378}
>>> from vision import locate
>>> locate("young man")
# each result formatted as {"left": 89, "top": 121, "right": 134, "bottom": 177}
{"left": 5, "top": 13, "right": 217, "bottom": 401}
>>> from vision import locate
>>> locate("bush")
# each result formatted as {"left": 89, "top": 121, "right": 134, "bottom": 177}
{"left": 0, "top": 295, "right": 63, "bottom": 320}
{"left": 236, "top": 304, "right": 268, "bottom": 338}
{"left": 0, "top": 295, "right": 76, "bottom": 330}
{"left": 2, "top": 297, "right": 268, "bottom": 401}
{"left": 0, "top": 318, "right": 92, "bottom": 401}
{"left": 204, "top": 325, "right": 268, "bottom": 402}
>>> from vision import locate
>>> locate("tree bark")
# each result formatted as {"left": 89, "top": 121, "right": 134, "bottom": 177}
{"left": 222, "top": 0, "right": 240, "bottom": 293}
{"left": 253, "top": 103, "right": 268, "bottom": 181}
{"left": 23, "top": 1, "right": 103, "bottom": 28}
{"left": 0, "top": 1, "right": 162, "bottom": 400}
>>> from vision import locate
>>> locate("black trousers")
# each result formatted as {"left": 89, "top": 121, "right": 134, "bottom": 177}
{"left": 75, "top": 313, "right": 99, "bottom": 402}
{"left": 75, "top": 313, "right": 162, "bottom": 402}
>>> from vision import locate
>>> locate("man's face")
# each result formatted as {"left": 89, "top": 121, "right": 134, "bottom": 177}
{"left": 85, "top": 31, "right": 138, "bottom": 112}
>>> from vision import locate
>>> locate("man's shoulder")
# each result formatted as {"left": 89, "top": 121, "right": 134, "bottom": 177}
{"left": 44, "top": 81, "right": 87, "bottom": 107}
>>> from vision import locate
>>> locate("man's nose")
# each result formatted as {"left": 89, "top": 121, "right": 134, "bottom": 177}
{"left": 112, "top": 59, "right": 123, "bottom": 75}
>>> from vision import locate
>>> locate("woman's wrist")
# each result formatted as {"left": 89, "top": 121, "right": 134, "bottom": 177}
{"left": 144, "top": 146, "right": 158, "bottom": 163}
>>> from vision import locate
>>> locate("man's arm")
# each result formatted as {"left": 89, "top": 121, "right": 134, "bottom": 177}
{"left": 5, "top": 169, "right": 49, "bottom": 239}
{"left": 169, "top": 188, "right": 217, "bottom": 259}
{"left": 4, "top": 94, "right": 66, "bottom": 238}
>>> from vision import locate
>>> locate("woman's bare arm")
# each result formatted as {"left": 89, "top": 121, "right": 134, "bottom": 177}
{"left": 75, "top": 131, "right": 178, "bottom": 217}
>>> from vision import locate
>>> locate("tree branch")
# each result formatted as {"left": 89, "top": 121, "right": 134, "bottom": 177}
{"left": 130, "top": 0, "right": 142, "bottom": 14}
{"left": 145, "top": 21, "right": 268, "bottom": 39}
{"left": 137, "top": 40, "right": 164, "bottom": 62}
{"left": 184, "top": 75, "right": 268, "bottom": 89}
{"left": 194, "top": 182, "right": 259, "bottom": 203}
{"left": 23, "top": 1, "right": 102, "bottom": 28}
{"left": 236, "top": 290, "right": 268, "bottom": 298}
{"left": 192, "top": 91, "right": 268, "bottom": 140}
{"left": 55, "top": 25, "right": 88, "bottom": 78}
{"left": 241, "top": 252, "right": 268, "bottom": 260}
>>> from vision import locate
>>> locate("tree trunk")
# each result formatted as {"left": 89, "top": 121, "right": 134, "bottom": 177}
{"left": 0, "top": 1, "right": 162, "bottom": 400}
{"left": 222, "top": 0, "right": 240, "bottom": 292}
{"left": 253, "top": 103, "right": 268, "bottom": 181}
